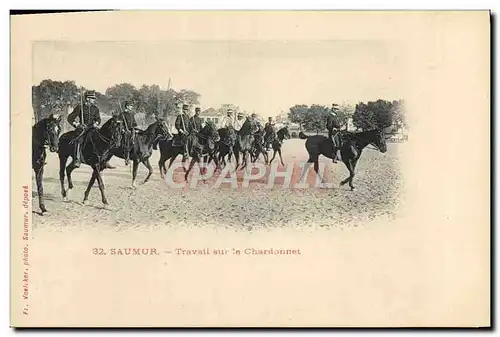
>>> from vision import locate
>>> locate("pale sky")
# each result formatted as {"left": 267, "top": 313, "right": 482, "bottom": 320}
{"left": 33, "top": 40, "right": 404, "bottom": 118}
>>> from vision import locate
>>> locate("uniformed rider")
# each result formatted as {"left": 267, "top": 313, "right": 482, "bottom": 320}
{"left": 67, "top": 90, "right": 101, "bottom": 168}
{"left": 175, "top": 104, "right": 191, "bottom": 158}
{"left": 120, "top": 101, "right": 138, "bottom": 166}
{"left": 189, "top": 107, "right": 203, "bottom": 132}
{"left": 233, "top": 111, "right": 245, "bottom": 132}
{"left": 264, "top": 116, "right": 276, "bottom": 151}
{"left": 326, "top": 103, "right": 343, "bottom": 163}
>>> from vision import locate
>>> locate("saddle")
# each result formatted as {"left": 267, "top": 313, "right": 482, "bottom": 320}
{"left": 172, "top": 133, "right": 185, "bottom": 147}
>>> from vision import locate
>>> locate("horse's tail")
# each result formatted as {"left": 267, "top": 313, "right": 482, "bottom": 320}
{"left": 298, "top": 132, "right": 308, "bottom": 140}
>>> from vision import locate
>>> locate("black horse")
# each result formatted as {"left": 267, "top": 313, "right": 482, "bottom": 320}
{"left": 250, "top": 129, "right": 269, "bottom": 165}
{"left": 215, "top": 127, "right": 237, "bottom": 169}
{"left": 298, "top": 129, "right": 387, "bottom": 190}
{"left": 159, "top": 120, "right": 220, "bottom": 182}
{"left": 32, "top": 114, "right": 63, "bottom": 213}
{"left": 268, "top": 126, "right": 291, "bottom": 166}
{"left": 58, "top": 117, "right": 125, "bottom": 207}
{"left": 233, "top": 118, "right": 255, "bottom": 171}
{"left": 110, "top": 117, "right": 172, "bottom": 188}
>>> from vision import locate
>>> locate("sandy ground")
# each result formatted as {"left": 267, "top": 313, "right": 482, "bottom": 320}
{"left": 32, "top": 139, "right": 405, "bottom": 232}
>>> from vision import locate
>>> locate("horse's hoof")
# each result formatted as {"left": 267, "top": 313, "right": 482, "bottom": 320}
{"left": 40, "top": 207, "right": 47, "bottom": 213}
{"left": 63, "top": 196, "right": 69, "bottom": 202}
{"left": 350, "top": 186, "right": 355, "bottom": 191}
{"left": 82, "top": 199, "right": 87, "bottom": 205}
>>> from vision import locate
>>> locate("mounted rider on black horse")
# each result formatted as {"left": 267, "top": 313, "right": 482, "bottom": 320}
{"left": 250, "top": 113, "right": 264, "bottom": 150}
{"left": 263, "top": 116, "right": 276, "bottom": 151}
{"left": 119, "top": 100, "right": 138, "bottom": 166}
{"left": 326, "top": 103, "right": 343, "bottom": 163}
{"left": 67, "top": 90, "right": 115, "bottom": 169}
{"left": 218, "top": 108, "right": 237, "bottom": 146}
{"left": 174, "top": 104, "right": 192, "bottom": 160}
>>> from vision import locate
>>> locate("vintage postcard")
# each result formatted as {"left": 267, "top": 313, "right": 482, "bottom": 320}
{"left": 11, "top": 10, "right": 490, "bottom": 327}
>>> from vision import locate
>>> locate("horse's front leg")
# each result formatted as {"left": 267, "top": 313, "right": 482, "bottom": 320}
{"left": 131, "top": 160, "right": 140, "bottom": 188}
{"left": 83, "top": 170, "right": 98, "bottom": 204}
{"left": 59, "top": 154, "right": 69, "bottom": 201}
{"left": 344, "top": 159, "right": 358, "bottom": 191}
{"left": 94, "top": 166, "right": 109, "bottom": 206}
{"left": 212, "top": 150, "right": 221, "bottom": 172}
{"left": 142, "top": 158, "right": 153, "bottom": 184}
{"left": 240, "top": 150, "right": 249, "bottom": 170}
{"left": 34, "top": 165, "right": 47, "bottom": 213}
{"left": 263, "top": 150, "right": 269, "bottom": 165}
{"left": 158, "top": 153, "right": 168, "bottom": 179}
{"left": 181, "top": 152, "right": 189, "bottom": 173}
{"left": 184, "top": 156, "right": 198, "bottom": 182}
{"left": 278, "top": 148, "right": 285, "bottom": 166}
{"left": 167, "top": 153, "right": 177, "bottom": 169}
{"left": 66, "top": 160, "right": 77, "bottom": 191}
{"left": 269, "top": 149, "right": 277, "bottom": 164}
{"left": 234, "top": 149, "right": 240, "bottom": 169}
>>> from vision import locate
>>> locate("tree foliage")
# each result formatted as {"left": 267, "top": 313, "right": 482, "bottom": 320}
{"left": 32, "top": 80, "right": 81, "bottom": 122}
{"left": 352, "top": 99, "right": 398, "bottom": 131}
{"left": 32, "top": 79, "right": 203, "bottom": 127}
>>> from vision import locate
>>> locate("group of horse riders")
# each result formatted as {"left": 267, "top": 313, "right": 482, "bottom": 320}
{"left": 66, "top": 90, "right": 138, "bottom": 170}
{"left": 65, "top": 90, "right": 343, "bottom": 168}
{"left": 155, "top": 103, "right": 279, "bottom": 160}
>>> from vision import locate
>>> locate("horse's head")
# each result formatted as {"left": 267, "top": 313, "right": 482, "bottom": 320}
{"left": 154, "top": 116, "right": 173, "bottom": 140}
{"left": 103, "top": 117, "right": 126, "bottom": 148}
{"left": 279, "top": 126, "right": 291, "bottom": 140}
{"left": 45, "top": 114, "right": 62, "bottom": 152}
{"left": 373, "top": 129, "right": 388, "bottom": 153}
{"left": 202, "top": 121, "right": 221, "bottom": 142}
{"left": 239, "top": 118, "right": 253, "bottom": 135}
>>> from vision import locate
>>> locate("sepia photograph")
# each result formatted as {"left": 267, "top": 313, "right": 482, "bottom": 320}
{"left": 31, "top": 39, "right": 407, "bottom": 231}
{"left": 11, "top": 10, "right": 490, "bottom": 327}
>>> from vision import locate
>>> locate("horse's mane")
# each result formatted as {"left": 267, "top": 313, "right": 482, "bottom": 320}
{"left": 202, "top": 120, "right": 217, "bottom": 132}
{"left": 101, "top": 116, "right": 115, "bottom": 129}
{"left": 33, "top": 115, "right": 56, "bottom": 130}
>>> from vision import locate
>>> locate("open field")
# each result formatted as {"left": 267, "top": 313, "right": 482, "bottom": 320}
{"left": 32, "top": 139, "right": 405, "bottom": 233}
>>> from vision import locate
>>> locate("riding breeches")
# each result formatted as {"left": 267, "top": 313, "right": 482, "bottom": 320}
{"left": 329, "top": 129, "right": 341, "bottom": 148}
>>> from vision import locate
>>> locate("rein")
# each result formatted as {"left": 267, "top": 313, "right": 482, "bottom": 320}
{"left": 343, "top": 130, "right": 381, "bottom": 151}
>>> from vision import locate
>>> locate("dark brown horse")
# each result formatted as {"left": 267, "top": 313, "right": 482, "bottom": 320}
{"left": 109, "top": 117, "right": 172, "bottom": 188}
{"left": 158, "top": 120, "right": 220, "bottom": 182}
{"left": 299, "top": 129, "right": 387, "bottom": 190}
{"left": 269, "top": 126, "right": 291, "bottom": 166}
{"left": 215, "top": 126, "right": 237, "bottom": 169}
{"left": 32, "top": 114, "right": 62, "bottom": 213}
{"left": 233, "top": 117, "right": 256, "bottom": 172}
{"left": 58, "top": 117, "right": 125, "bottom": 207}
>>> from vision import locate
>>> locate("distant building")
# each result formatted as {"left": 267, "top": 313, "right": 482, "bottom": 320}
{"left": 275, "top": 121, "right": 301, "bottom": 138}
{"left": 346, "top": 117, "right": 357, "bottom": 131}
{"left": 199, "top": 107, "right": 223, "bottom": 125}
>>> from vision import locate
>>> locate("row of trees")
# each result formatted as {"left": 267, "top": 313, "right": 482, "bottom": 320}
{"left": 287, "top": 99, "right": 406, "bottom": 133}
{"left": 32, "top": 79, "right": 407, "bottom": 134}
{"left": 32, "top": 79, "right": 201, "bottom": 124}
